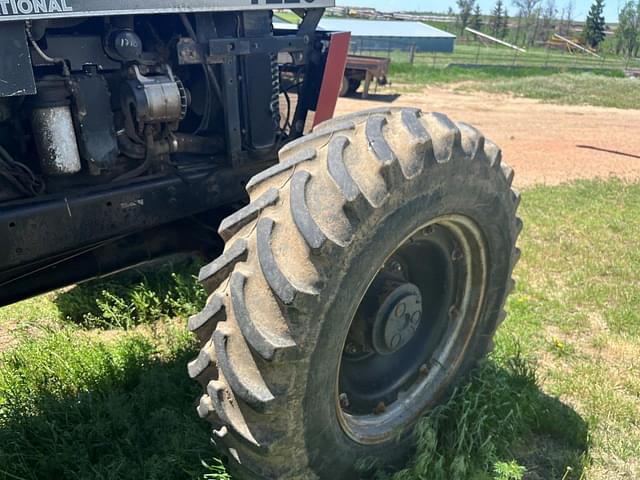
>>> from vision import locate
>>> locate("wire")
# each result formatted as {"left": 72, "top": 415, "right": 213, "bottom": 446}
{"left": 25, "top": 20, "right": 70, "bottom": 77}
{"left": 179, "top": 14, "right": 219, "bottom": 135}
{"left": 0, "top": 145, "right": 45, "bottom": 196}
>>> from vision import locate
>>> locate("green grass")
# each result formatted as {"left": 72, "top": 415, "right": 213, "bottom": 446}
{"left": 388, "top": 63, "right": 623, "bottom": 86}
{"left": 54, "top": 261, "right": 206, "bottom": 329}
{"left": 2, "top": 179, "right": 640, "bottom": 479}
{"left": 461, "top": 73, "right": 640, "bottom": 110}
{"left": 0, "top": 322, "right": 216, "bottom": 480}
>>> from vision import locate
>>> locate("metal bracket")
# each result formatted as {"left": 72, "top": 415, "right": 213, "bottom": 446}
{"left": 177, "top": 35, "right": 308, "bottom": 65}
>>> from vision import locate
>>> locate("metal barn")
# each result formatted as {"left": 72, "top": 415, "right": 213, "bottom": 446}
{"left": 317, "top": 19, "right": 456, "bottom": 53}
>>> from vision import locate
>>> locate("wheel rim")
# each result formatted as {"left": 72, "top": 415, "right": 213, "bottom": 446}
{"left": 336, "top": 215, "right": 488, "bottom": 445}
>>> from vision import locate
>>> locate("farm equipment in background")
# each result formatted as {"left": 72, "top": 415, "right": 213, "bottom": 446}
{"left": 0, "top": 2, "right": 521, "bottom": 479}
{"left": 340, "top": 54, "right": 390, "bottom": 98}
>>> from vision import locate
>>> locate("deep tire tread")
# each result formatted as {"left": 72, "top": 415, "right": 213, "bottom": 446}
{"left": 218, "top": 188, "right": 279, "bottom": 241}
{"left": 198, "top": 239, "right": 247, "bottom": 293}
{"left": 188, "top": 107, "right": 522, "bottom": 476}
{"left": 290, "top": 170, "right": 328, "bottom": 250}
{"left": 246, "top": 148, "right": 316, "bottom": 193}
{"left": 188, "top": 293, "right": 225, "bottom": 343}
{"left": 213, "top": 322, "right": 275, "bottom": 408}
{"left": 230, "top": 271, "right": 296, "bottom": 360}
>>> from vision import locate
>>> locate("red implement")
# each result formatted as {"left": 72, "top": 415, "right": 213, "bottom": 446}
{"left": 313, "top": 31, "right": 351, "bottom": 127}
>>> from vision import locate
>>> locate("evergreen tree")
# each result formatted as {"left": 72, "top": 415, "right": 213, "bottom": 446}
{"left": 456, "top": 0, "right": 475, "bottom": 33}
{"left": 582, "top": 0, "right": 606, "bottom": 48}
{"left": 501, "top": 8, "right": 510, "bottom": 38}
{"left": 489, "top": 0, "right": 506, "bottom": 36}
{"left": 471, "top": 3, "right": 484, "bottom": 30}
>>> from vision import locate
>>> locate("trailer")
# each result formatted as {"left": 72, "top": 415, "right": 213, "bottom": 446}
{"left": 340, "top": 54, "right": 390, "bottom": 98}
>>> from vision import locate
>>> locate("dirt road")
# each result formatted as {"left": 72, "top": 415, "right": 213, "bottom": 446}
{"left": 335, "top": 88, "right": 640, "bottom": 188}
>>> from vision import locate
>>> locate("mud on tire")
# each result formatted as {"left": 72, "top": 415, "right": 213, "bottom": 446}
{"left": 188, "top": 108, "right": 522, "bottom": 479}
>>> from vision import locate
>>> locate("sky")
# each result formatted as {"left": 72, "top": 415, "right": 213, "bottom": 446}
{"left": 336, "top": 0, "right": 624, "bottom": 23}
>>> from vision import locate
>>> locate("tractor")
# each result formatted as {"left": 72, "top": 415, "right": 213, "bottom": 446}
{"left": 0, "top": 2, "right": 521, "bottom": 479}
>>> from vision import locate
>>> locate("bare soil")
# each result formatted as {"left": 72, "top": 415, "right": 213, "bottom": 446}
{"left": 335, "top": 87, "right": 640, "bottom": 188}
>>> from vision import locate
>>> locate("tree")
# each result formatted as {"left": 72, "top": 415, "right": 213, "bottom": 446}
{"left": 489, "top": 0, "right": 507, "bottom": 37}
{"left": 512, "top": 0, "right": 543, "bottom": 46}
{"left": 456, "top": 0, "right": 475, "bottom": 34}
{"left": 502, "top": 8, "right": 510, "bottom": 38}
{"left": 471, "top": 3, "right": 484, "bottom": 30}
{"left": 559, "top": 0, "right": 574, "bottom": 35}
{"left": 538, "top": 0, "right": 558, "bottom": 43}
{"left": 615, "top": 0, "right": 640, "bottom": 58}
{"left": 582, "top": 0, "right": 606, "bottom": 48}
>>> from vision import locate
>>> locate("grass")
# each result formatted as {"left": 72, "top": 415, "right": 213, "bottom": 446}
{"left": 388, "top": 63, "right": 624, "bottom": 86}
{"left": 1, "top": 179, "right": 640, "bottom": 479}
{"left": 460, "top": 73, "right": 640, "bottom": 110}
{"left": 0, "top": 322, "right": 215, "bottom": 480}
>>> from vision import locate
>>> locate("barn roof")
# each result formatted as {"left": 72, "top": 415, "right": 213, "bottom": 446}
{"left": 317, "top": 19, "right": 456, "bottom": 39}
{"left": 273, "top": 18, "right": 456, "bottom": 39}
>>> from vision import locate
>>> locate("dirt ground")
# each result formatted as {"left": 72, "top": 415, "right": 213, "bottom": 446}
{"left": 335, "top": 87, "right": 640, "bottom": 188}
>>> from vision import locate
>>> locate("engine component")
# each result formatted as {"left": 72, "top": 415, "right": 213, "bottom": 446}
{"left": 30, "top": 77, "right": 82, "bottom": 176}
{"left": 105, "top": 29, "right": 143, "bottom": 63}
{"left": 72, "top": 72, "right": 119, "bottom": 175}
{"left": 121, "top": 65, "right": 188, "bottom": 131}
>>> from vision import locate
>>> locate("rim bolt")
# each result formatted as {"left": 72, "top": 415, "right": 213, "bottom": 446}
{"left": 448, "top": 305, "right": 459, "bottom": 319}
{"left": 373, "top": 401, "right": 387, "bottom": 415}
{"left": 419, "top": 364, "right": 429, "bottom": 376}
{"left": 339, "top": 393, "right": 350, "bottom": 409}
{"left": 451, "top": 248, "right": 463, "bottom": 261}
{"left": 390, "top": 260, "right": 403, "bottom": 273}
{"left": 423, "top": 225, "right": 434, "bottom": 235}
{"left": 345, "top": 342, "right": 358, "bottom": 354}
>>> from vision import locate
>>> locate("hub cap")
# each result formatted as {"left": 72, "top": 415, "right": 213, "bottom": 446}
{"left": 336, "top": 215, "right": 488, "bottom": 444}
{"left": 371, "top": 282, "right": 423, "bottom": 355}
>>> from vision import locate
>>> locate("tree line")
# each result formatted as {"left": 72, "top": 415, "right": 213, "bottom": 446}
{"left": 454, "top": 0, "right": 640, "bottom": 58}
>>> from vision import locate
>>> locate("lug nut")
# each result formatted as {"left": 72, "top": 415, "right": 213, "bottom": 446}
{"left": 448, "top": 305, "right": 459, "bottom": 319}
{"left": 390, "top": 260, "right": 403, "bottom": 273}
{"left": 451, "top": 248, "right": 464, "bottom": 261}
{"left": 373, "top": 401, "right": 387, "bottom": 415}
{"left": 339, "top": 393, "right": 350, "bottom": 409}
{"left": 423, "top": 225, "right": 434, "bottom": 235}
{"left": 345, "top": 342, "right": 358, "bottom": 354}
{"left": 419, "top": 364, "right": 429, "bottom": 376}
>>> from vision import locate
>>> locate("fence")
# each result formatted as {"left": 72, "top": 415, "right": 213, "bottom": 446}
{"left": 349, "top": 38, "right": 640, "bottom": 72}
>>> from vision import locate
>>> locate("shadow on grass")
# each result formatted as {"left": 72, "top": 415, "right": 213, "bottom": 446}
{"left": 368, "top": 356, "right": 589, "bottom": 480}
{"left": 53, "top": 259, "right": 206, "bottom": 330}
{"left": 0, "top": 330, "right": 222, "bottom": 480}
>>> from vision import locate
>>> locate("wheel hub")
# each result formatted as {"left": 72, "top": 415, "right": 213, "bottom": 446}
{"left": 372, "top": 283, "right": 422, "bottom": 355}
{"left": 336, "top": 216, "right": 489, "bottom": 445}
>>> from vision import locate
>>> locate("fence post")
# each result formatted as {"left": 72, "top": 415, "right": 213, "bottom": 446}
{"left": 409, "top": 44, "right": 416, "bottom": 65}
{"left": 544, "top": 44, "right": 551, "bottom": 68}
{"left": 475, "top": 42, "right": 481, "bottom": 64}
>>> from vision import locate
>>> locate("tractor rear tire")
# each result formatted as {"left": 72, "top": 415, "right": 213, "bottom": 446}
{"left": 188, "top": 108, "right": 521, "bottom": 480}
